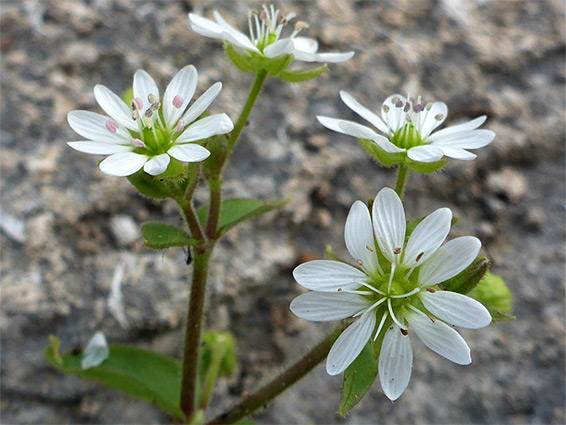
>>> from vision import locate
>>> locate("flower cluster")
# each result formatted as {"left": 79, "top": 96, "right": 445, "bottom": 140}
{"left": 67, "top": 66, "right": 234, "bottom": 177}
{"left": 290, "top": 188, "right": 492, "bottom": 400}
{"left": 318, "top": 92, "right": 495, "bottom": 164}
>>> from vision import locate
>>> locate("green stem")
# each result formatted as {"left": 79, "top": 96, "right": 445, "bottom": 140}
{"left": 395, "top": 163, "right": 410, "bottom": 199}
{"left": 199, "top": 339, "right": 227, "bottom": 410}
{"left": 205, "top": 178, "right": 222, "bottom": 241}
{"left": 180, "top": 251, "right": 212, "bottom": 421}
{"left": 227, "top": 70, "right": 268, "bottom": 154}
{"left": 207, "top": 327, "right": 342, "bottom": 425}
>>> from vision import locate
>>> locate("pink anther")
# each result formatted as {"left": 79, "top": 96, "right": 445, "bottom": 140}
{"left": 176, "top": 119, "right": 185, "bottom": 132}
{"left": 133, "top": 97, "right": 143, "bottom": 110}
{"left": 172, "top": 95, "right": 183, "bottom": 109}
{"left": 106, "top": 119, "right": 119, "bottom": 133}
{"left": 131, "top": 138, "right": 145, "bottom": 147}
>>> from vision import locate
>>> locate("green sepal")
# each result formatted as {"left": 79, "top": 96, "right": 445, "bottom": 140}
{"left": 441, "top": 257, "right": 491, "bottom": 295}
{"left": 225, "top": 44, "right": 257, "bottom": 73}
{"left": 202, "top": 134, "right": 229, "bottom": 180}
{"left": 279, "top": 64, "right": 328, "bottom": 82}
{"left": 142, "top": 222, "right": 197, "bottom": 249}
{"left": 127, "top": 169, "right": 171, "bottom": 199}
{"left": 358, "top": 138, "right": 403, "bottom": 167}
{"left": 155, "top": 157, "right": 186, "bottom": 181}
{"left": 45, "top": 336, "right": 185, "bottom": 420}
{"left": 469, "top": 271, "right": 513, "bottom": 317}
{"left": 197, "top": 198, "right": 290, "bottom": 237}
{"left": 263, "top": 54, "right": 294, "bottom": 76}
{"left": 405, "top": 157, "right": 446, "bottom": 173}
{"left": 122, "top": 87, "right": 134, "bottom": 106}
{"left": 199, "top": 331, "right": 237, "bottom": 379}
{"left": 325, "top": 245, "right": 349, "bottom": 263}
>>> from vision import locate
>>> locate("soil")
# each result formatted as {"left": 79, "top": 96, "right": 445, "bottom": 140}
{"left": 1, "top": 0, "right": 565, "bottom": 424}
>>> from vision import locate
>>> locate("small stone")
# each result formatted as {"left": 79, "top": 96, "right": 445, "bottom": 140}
{"left": 524, "top": 207, "right": 545, "bottom": 231}
{"left": 487, "top": 167, "right": 528, "bottom": 202}
{"left": 109, "top": 215, "right": 139, "bottom": 246}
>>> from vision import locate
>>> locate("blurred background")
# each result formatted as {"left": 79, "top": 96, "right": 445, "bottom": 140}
{"left": 1, "top": 0, "right": 564, "bottom": 423}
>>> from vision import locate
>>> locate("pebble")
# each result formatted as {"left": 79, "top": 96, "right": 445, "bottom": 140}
{"left": 109, "top": 215, "right": 139, "bottom": 246}
{"left": 487, "top": 167, "right": 528, "bottom": 202}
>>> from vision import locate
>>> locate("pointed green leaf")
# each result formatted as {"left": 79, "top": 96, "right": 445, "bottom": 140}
{"left": 468, "top": 271, "right": 513, "bottom": 314}
{"left": 339, "top": 338, "right": 381, "bottom": 415}
{"left": 406, "top": 157, "right": 446, "bottom": 173}
{"left": 441, "top": 257, "right": 490, "bottom": 295}
{"left": 357, "top": 138, "right": 403, "bottom": 167}
{"left": 264, "top": 54, "right": 293, "bottom": 76}
{"left": 127, "top": 169, "right": 171, "bottom": 199}
{"left": 225, "top": 44, "right": 256, "bottom": 73}
{"left": 279, "top": 64, "right": 328, "bottom": 82}
{"left": 142, "top": 222, "right": 197, "bottom": 249}
{"left": 45, "top": 337, "right": 184, "bottom": 420}
{"left": 198, "top": 198, "right": 290, "bottom": 237}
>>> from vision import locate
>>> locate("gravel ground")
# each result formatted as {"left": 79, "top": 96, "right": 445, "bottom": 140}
{"left": 1, "top": 0, "right": 565, "bottom": 424}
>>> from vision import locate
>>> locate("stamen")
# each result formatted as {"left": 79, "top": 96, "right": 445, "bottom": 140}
{"left": 151, "top": 101, "right": 161, "bottom": 111}
{"left": 387, "top": 263, "right": 396, "bottom": 293}
{"left": 393, "top": 247, "right": 402, "bottom": 255}
{"left": 403, "top": 102, "right": 410, "bottom": 113}
{"left": 395, "top": 100, "right": 404, "bottom": 108}
{"left": 427, "top": 314, "right": 436, "bottom": 323}
{"left": 387, "top": 298, "right": 406, "bottom": 330}
{"left": 426, "top": 103, "right": 433, "bottom": 111}
{"left": 426, "top": 287, "right": 436, "bottom": 293}
{"left": 373, "top": 312, "right": 388, "bottom": 341}
{"left": 105, "top": 119, "right": 118, "bottom": 133}
{"left": 382, "top": 105, "right": 390, "bottom": 113}
{"left": 357, "top": 259, "right": 364, "bottom": 266}
{"left": 400, "top": 328, "right": 408, "bottom": 336}
{"left": 131, "top": 138, "right": 144, "bottom": 147}
{"left": 391, "top": 97, "right": 399, "bottom": 104}
{"left": 413, "top": 103, "right": 425, "bottom": 113}
{"left": 357, "top": 281, "right": 387, "bottom": 296}
{"left": 435, "top": 113, "right": 444, "bottom": 121}
{"left": 354, "top": 297, "right": 386, "bottom": 317}
{"left": 416, "top": 252, "right": 424, "bottom": 262}
{"left": 259, "top": 9, "right": 267, "bottom": 21}
{"left": 405, "top": 115, "right": 412, "bottom": 123}
{"left": 133, "top": 97, "right": 143, "bottom": 110}
{"left": 390, "top": 287, "right": 420, "bottom": 298}
{"left": 366, "top": 245, "right": 374, "bottom": 252}
{"left": 148, "top": 94, "right": 157, "bottom": 104}
{"left": 339, "top": 289, "right": 374, "bottom": 296}
{"left": 144, "top": 109, "right": 153, "bottom": 118}
{"left": 176, "top": 119, "right": 185, "bottom": 132}
{"left": 172, "top": 95, "right": 183, "bottom": 109}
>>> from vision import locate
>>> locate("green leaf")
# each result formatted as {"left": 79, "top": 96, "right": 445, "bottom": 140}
{"left": 406, "top": 158, "right": 446, "bottom": 173}
{"left": 441, "top": 257, "right": 490, "bottom": 295}
{"left": 198, "top": 198, "right": 290, "bottom": 237}
{"left": 339, "top": 339, "right": 380, "bottom": 415}
{"left": 45, "top": 337, "right": 184, "bottom": 420}
{"left": 279, "top": 64, "right": 328, "bottom": 82}
{"left": 142, "top": 222, "right": 197, "bottom": 249}
{"left": 264, "top": 54, "right": 293, "bottom": 76}
{"left": 225, "top": 44, "right": 257, "bottom": 73}
{"left": 357, "top": 138, "right": 403, "bottom": 167}
{"left": 469, "top": 271, "right": 513, "bottom": 314}
{"left": 200, "top": 331, "right": 236, "bottom": 379}
{"left": 156, "top": 158, "right": 186, "bottom": 180}
{"left": 127, "top": 169, "right": 171, "bottom": 199}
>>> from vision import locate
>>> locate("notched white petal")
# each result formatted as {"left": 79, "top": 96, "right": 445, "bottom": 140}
{"left": 82, "top": 331, "right": 109, "bottom": 369}
{"left": 290, "top": 292, "right": 370, "bottom": 322}
{"left": 379, "top": 324, "right": 413, "bottom": 401}
{"left": 372, "top": 187, "right": 406, "bottom": 263}
{"left": 292, "top": 260, "right": 367, "bottom": 292}
{"left": 182, "top": 82, "right": 223, "bottom": 125}
{"left": 67, "top": 141, "right": 132, "bottom": 155}
{"left": 340, "top": 91, "right": 389, "bottom": 134}
{"left": 176, "top": 114, "right": 234, "bottom": 144}
{"left": 338, "top": 121, "right": 379, "bottom": 140}
{"left": 344, "top": 200, "right": 379, "bottom": 274}
{"left": 168, "top": 144, "right": 210, "bottom": 163}
{"left": 406, "top": 145, "right": 444, "bottom": 163}
{"left": 99, "top": 152, "right": 148, "bottom": 177}
{"left": 144, "top": 153, "right": 170, "bottom": 176}
{"left": 420, "top": 291, "right": 492, "bottom": 329}
{"left": 263, "top": 39, "right": 294, "bottom": 58}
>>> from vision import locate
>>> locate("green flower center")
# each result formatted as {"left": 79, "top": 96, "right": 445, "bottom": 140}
{"left": 391, "top": 124, "right": 424, "bottom": 149}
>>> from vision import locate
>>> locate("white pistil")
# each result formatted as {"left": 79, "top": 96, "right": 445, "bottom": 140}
{"left": 373, "top": 311, "right": 389, "bottom": 341}
{"left": 387, "top": 263, "right": 396, "bottom": 293}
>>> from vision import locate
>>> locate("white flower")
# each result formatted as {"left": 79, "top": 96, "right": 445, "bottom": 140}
{"left": 67, "top": 66, "right": 234, "bottom": 177}
{"left": 189, "top": 4, "right": 354, "bottom": 64}
{"left": 82, "top": 331, "right": 109, "bottom": 369}
{"left": 317, "top": 92, "right": 495, "bottom": 163}
{"left": 290, "top": 187, "right": 492, "bottom": 401}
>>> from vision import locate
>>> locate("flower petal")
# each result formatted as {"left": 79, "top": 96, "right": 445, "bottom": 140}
{"left": 162, "top": 65, "right": 198, "bottom": 129}
{"left": 93, "top": 85, "right": 138, "bottom": 131}
{"left": 290, "top": 292, "right": 371, "bottom": 322}
{"left": 81, "top": 331, "right": 109, "bottom": 369}
{"left": 429, "top": 129, "right": 495, "bottom": 149}
{"left": 292, "top": 37, "right": 318, "bottom": 53}
{"left": 344, "top": 201, "right": 380, "bottom": 274}
{"left": 143, "top": 153, "right": 170, "bottom": 176}
{"left": 133, "top": 69, "right": 160, "bottom": 112}
{"left": 420, "top": 291, "right": 492, "bottom": 329}
{"left": 188, "top": 13, "right": 225, "bottom": 39}
{"left": 407, "top": 311, "right": 471, "bottom": 365}
{"left": 372, "top": 187, "right": 406, "bottom": 263}
{"left": 213, "top": 10, "right": 259, "bottom": 52}
{"left": 293, "top": 260, "right": 367, "bottom": 292}
{"left": 168, "top": 144, "right": 210, "bottom": 162}
{"left": 99, "top": 152, "right": 148, "bottom": 177}
{"left": 403, "top": 207, "right": 452, "bottom": 268}
{"left": 67, "top": 141, "right": 133, "bottom": 155}
{"left": 293, "top": 50, "right": 354, "bottom": 63}
{"left": 373, "top": 135, "right": 405, "bottom": 153}
{"left": 379, "top": 324, "right": 413, "bottom": 401}
{"left": 418, "top": 236, "right": 481, "bottom": 287}
{"left": 428, "top": 116, "right": 487, "bottom": 141}
{"left": 419, "top": 102, "right": 447, "bottom": 138}
{"left": 316, "top": 116, "right": 351, "bottom": 134}
{"left": 339, "top": 121, "right": 379, "bottom": 140}
{"left": 176, "top": 114, "right": 234, "bottom": 144}
{"left": 263, "top": 39, "right": 294, "bottom": 58}
{"left": 327, "top": 312, "right": 376, "bottom": 375}
{"left": 406, "top": 145, "right": 445, "bottom": 162}
{"left": 436, "top": 147, "right": 477, "bottom": 160}
{"left": 67, "top": 111, "right": 131, "bottom": 143}
{"left": 340, "top": 91, "right": 389, "bottom": 134}
{"left": 182, "top": 82, "right": 223, "bottom": 125}
{"left": 381, "top": 94, "right": 407, "bottom": 133}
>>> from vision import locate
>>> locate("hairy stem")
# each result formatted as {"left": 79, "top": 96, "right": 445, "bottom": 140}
{"left": 207, "top": 327, "right": 342, "bottom": 424}
{"left": 180, "top": 251, "right": 212, "bottom": 420}
{"left": 205, "top": 178, "right": 222, "bottom": 241}
{"left": 395, "top": 163, "right": 409, "bottom": 199}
